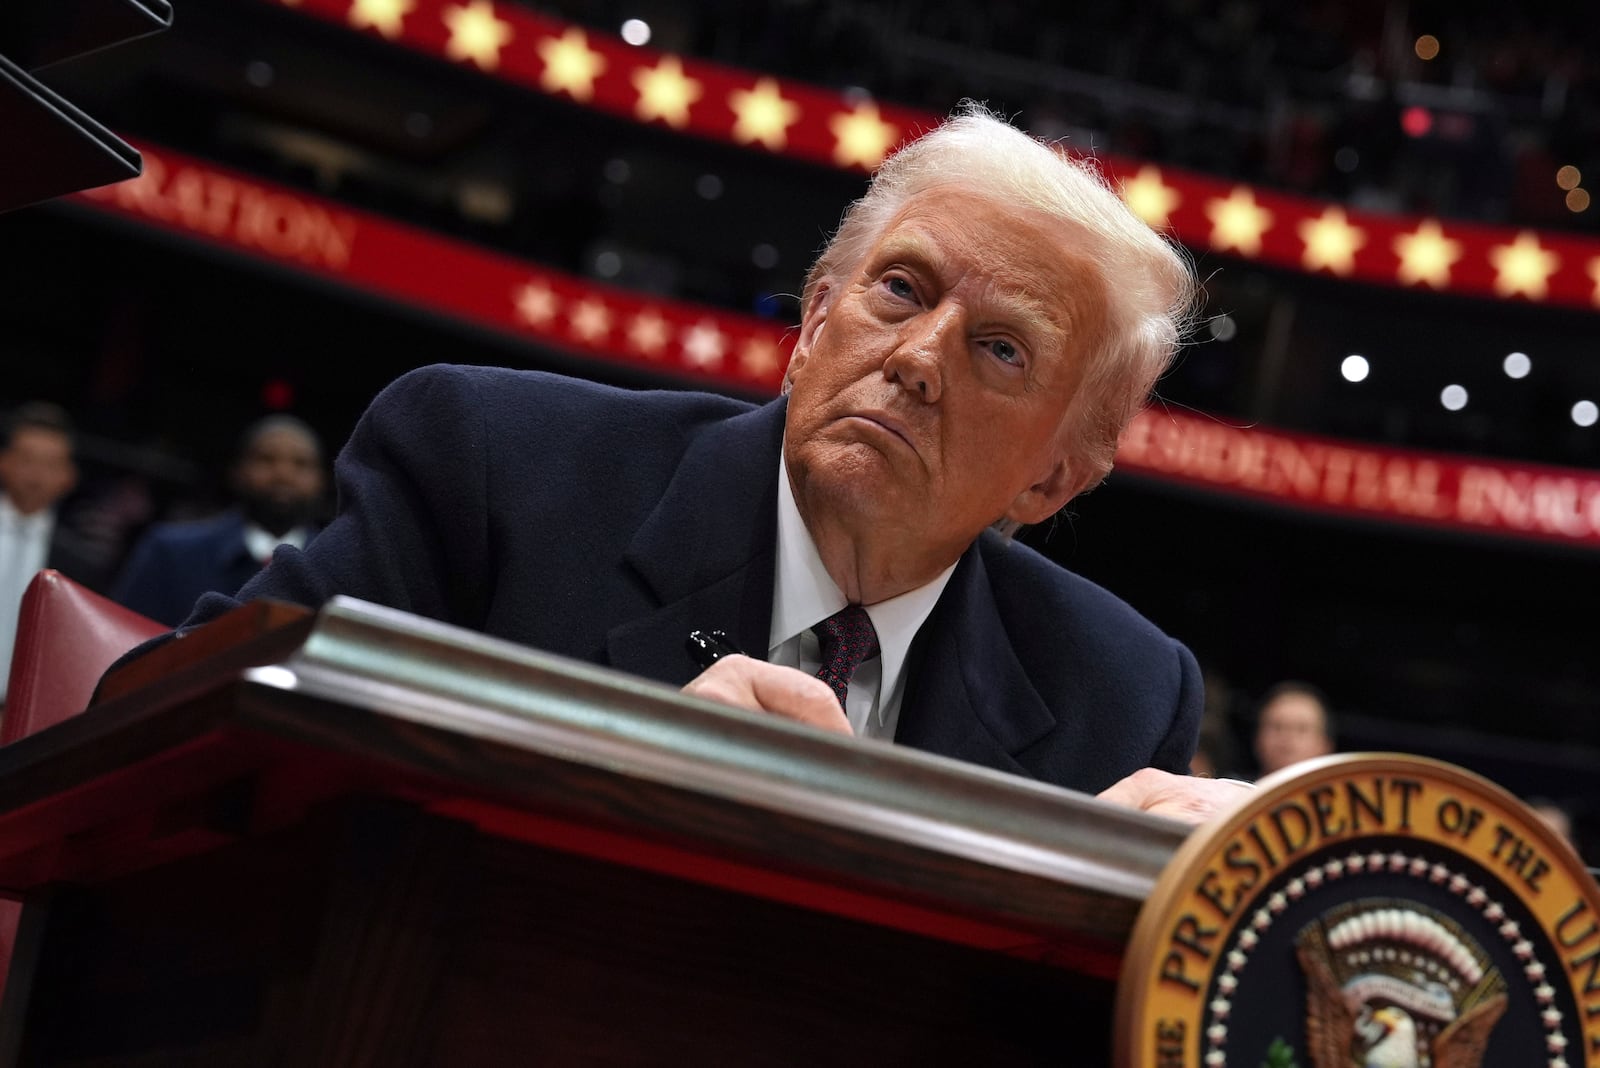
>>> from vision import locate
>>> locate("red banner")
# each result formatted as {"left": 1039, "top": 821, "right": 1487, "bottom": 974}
{"left": 75, "top": 142, "right": 794, "bottom": 392}
{"left": 69, "top": 141, "right": 1600, "bottom": 551}
{"left": 1120, "top": 407, "right": 1600, "bottom": 550}
{"left": 265, "top": 0, "right": 1600, "bottom": 314}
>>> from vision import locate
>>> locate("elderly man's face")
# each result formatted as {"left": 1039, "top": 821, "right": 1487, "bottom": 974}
{"left": 783, "top": 187, "right": 1102, "bottom": 568}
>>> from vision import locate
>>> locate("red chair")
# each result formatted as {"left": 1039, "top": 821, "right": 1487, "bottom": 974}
{"left": 0, "top": 569, "right": 166, "bottom": 1007}
{"left": 2, "top": 568, "right": 166, "bottom": 745}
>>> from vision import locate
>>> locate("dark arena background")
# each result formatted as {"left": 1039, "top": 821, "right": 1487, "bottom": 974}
{"left": 4, "top": 1, "right": 1598, "bottom": 849}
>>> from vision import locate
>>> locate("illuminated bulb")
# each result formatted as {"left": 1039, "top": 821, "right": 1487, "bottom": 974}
{"left": 1341, "top": 355, "right": 1370, "bottom": 382}
{"left": 1503, "top": 352, "right": 1531, "bottom": 378}
{"left": 1440, "top": 384, "right": 1468, "bottom": 411}
{"left": 1574, "top": 400, "right": 1599, "bottom": 428}
{"left": 696, "top": 174, "right": 723, "bottom": 200}
{"left": 1567, "top": 188, "right": 1591, "bottom": 213}
{"left": 1556, "top": 165, "right": 1582, "bottom": 191}
{"left": 620, "top": 18, "right": 651, "bottom": 46}
{"left": 1414, "top": 35, "right": 1440, "bottom": 60}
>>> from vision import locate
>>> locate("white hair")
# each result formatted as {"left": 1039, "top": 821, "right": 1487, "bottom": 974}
{"left": 803, "top": 102, "right": 1197, "bottom": 518}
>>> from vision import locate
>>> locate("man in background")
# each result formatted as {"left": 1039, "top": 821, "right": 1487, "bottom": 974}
{"left": 1252, "top": 680, "right": 1335, "bottom": 777}
{"left": 111, "top": 415, "right": 325, "bottom": 626}
{"left": 0, "top": 402, "right": 97, "bottom": 701}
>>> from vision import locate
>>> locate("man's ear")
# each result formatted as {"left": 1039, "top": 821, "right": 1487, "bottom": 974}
{"left": 1002, "top": 453, "right": 1083, "bottom": 528}
{"left": 784, "top": 284, "right": 831, "bottom": 389}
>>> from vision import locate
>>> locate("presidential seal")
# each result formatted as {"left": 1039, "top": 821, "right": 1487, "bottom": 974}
{"left": 1114, "top": 754, "right": 1600, "bottom": 1068}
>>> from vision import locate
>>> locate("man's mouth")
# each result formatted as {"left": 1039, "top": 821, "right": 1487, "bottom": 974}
{"left": 844, "top": 410, "right": 916, "bottom": 452}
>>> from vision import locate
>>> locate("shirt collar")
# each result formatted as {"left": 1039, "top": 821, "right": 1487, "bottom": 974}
{"left": 769, "top": 456, "right": 955, "bottom": 725}
{"left": 241, "top": 521, "right": 311, "bottom": 564}
{"left": 0, "top": 494, "right": 53, "bottom": 535}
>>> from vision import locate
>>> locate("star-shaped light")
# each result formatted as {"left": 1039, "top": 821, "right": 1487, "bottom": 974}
{"left": 348, "top": 0, "right": 413, "bottom": 38}
{"left": 569, "top": 298, "right": 612, "bottom": 343}
{"left": 830, "top": 101, "right": 897, "bottom": 169}
{"left": 739, "top": 337, "right": 782, "bottom": 378}
{"left": 1205, "top": 187, "right": 1273, "bottom": 256}
{"left": 1298, "top": 206, "right": 1366, "bottom": 275}
{"left": 538, "top": 27, "right": 605, "bottom": 101}
{"left": 1393, "top": 219, "right": 1462, "bottom": 288}
{"left": 632, "top": 55, "right": 700, "bottom": 128}
{"left": 513, "top": 280, "right": 558, "bottom": 327}
{"left": 443, "top": 0, "right": 512, "bottom": 70}
{"left": 682, "top": 321, "right": 726, "bottom": 369}
{"left": 1490, "top": 231, "right": 1559, "bottom": 299}
{"left": 729, "top": 78, "right": 800, "bottom": 151}
{"left": 1120, "top": 166, "right": 1180, "bottom": 228}
{"left": 626, "top": 309, "right": 670, "bottom": 356}
{"left": 1588, "top": 256, "right": 1600, "bottom": 307}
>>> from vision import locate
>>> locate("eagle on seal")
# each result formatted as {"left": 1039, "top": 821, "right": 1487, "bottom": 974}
{"left": 1296, "top": 939, "right": 1506, "bottom": 1068}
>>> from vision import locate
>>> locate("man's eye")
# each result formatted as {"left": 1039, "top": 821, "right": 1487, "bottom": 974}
{"left": 885, "top": 276, "right": 916, "bottom": 300}
{"left": 988, "top": 339, "right": 1022, "bottom": 365}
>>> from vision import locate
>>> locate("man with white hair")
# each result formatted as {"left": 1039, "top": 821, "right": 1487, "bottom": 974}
{"left": 142, "top": 104, "right": 1239, "bottom": 819}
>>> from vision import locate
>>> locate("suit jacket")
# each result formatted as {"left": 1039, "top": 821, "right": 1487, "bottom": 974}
{"left": 110, "top": 510, "right": 274, "bottom": 627}
{"left": 170, "top": 364, "right": 1201, "bottom": 793}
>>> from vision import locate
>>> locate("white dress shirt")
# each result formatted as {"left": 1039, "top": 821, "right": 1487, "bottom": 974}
{"left": 0, "top": 495, "right": 54, "bottom": 701}
{"left": 767, "top": 458, "right": 955, "bottom": 740}
{"left": 241, "top": 523, "right": 312, "bottom": 566}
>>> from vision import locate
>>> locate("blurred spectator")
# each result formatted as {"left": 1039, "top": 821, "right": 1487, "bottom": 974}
{"left": 1192, "top": 665, "right": 1245, "bottom": 778}
{"left": 1252, "top": 679, "right": 1335, "bottom": 777}
{"left": 0, "top": 402, "right": 100, "bottom": 701}
{"left": 110, "top": 415, "right": 326, "bottom": 626}
{"left": 1526, "top": 795, "right": 1577, "bottom": 851}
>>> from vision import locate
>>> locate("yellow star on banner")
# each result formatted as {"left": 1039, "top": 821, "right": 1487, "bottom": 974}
{"left": 513, "top": 281, "right": 558, "bottom": 327}
{"left": 1589, "top": 257, "right": 1600, "bottom": 308}
{"left": 570, "top": 298, "right": 612, "bottom": 343}
{"left": 1205, "top": 187, "right": 1273, "bottom": 257}
{"left": 729, "top": 79, "right": 800, "bottom": 151}
{"left": 1392, "top": 219, "right": 1462, "bottom": 288}
{"left": 682, "top": 321, "right": 726, "bottom": 369}
{"left": 830, "top": 102, "right": 897, "bottom": 169}
{"left": 443, "top": 0, "right": 512, "bottom": 70}
{"left": 1489, "top": 231, "right": 1559, "bottom": 300}
{"left": 627, "top": 309, "right": 671, "bottom": 356}
{"left": 1298, "top": 206, "right": 1367, "bottom": 275}
{"left": 538, "top": 27, "right": 605, "bottom": 101}
{"left": 632, "top": 56, "right": 700, "bottom": 128}
{"left": 1120, "top": 166, "right": 1180, "bottom": 228}
{"left": 739, "top": 338, "right": 782, "bottom": 378}
{"left": 349, "top": 0, "right": 413, "bottom": 38}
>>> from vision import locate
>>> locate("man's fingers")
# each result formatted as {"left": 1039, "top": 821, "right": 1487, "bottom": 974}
{"left": 1097, "top": 767, "right": 1256, "bottom": 825}
{"left": 682, "top": 655, "right": 852, "bottom": 735}
{"left": 748, "top": 669, "right": 852, "bottom": 734}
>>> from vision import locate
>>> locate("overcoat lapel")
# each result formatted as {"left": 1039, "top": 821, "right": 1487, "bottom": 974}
{"left": 604, "top": 399, "right": 786, "bottom": 686}
{"left": 894, "top": 543, "right": 1058, "bottom": 775}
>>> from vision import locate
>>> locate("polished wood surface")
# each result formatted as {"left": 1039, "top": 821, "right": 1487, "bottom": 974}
{"left": 0, "top": 596, "right": 1188, "bottom": 1064}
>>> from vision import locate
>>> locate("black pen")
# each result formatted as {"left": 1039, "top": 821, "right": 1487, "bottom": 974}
{"left": 686, "top": 629, "right": 743, "bottom": 670}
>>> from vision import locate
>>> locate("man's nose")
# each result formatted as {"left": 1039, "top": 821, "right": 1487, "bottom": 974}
{"left": 884, "top": 304, "right": 962, "bottom": 402}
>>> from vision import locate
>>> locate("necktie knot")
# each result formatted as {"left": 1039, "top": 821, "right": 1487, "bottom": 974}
{"left": 812, "top": 605, "right": 879, "bottom": 710}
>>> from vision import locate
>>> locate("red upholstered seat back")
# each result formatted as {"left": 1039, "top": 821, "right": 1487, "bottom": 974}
{"left": 2, "top": 569, "right": 166, "bottom": 745}
{"left": 0, "top": 569, "right": 165, "bottom": 1009}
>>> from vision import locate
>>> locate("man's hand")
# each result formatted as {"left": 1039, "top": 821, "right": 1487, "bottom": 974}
{"left": 1097, "top": 767, "right": 1255, "bottom": 825}
{"left": 681, "top": 654, "right": 852, "bottom": 735}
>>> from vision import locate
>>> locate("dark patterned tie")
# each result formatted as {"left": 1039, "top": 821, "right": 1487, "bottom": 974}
{"left": 812, "top": 605, "right": 880, "bottom": 710}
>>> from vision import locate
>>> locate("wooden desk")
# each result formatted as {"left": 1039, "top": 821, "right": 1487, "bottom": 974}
{"left": 0, "top": 597, "right": 1187, "bottom": 1065}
